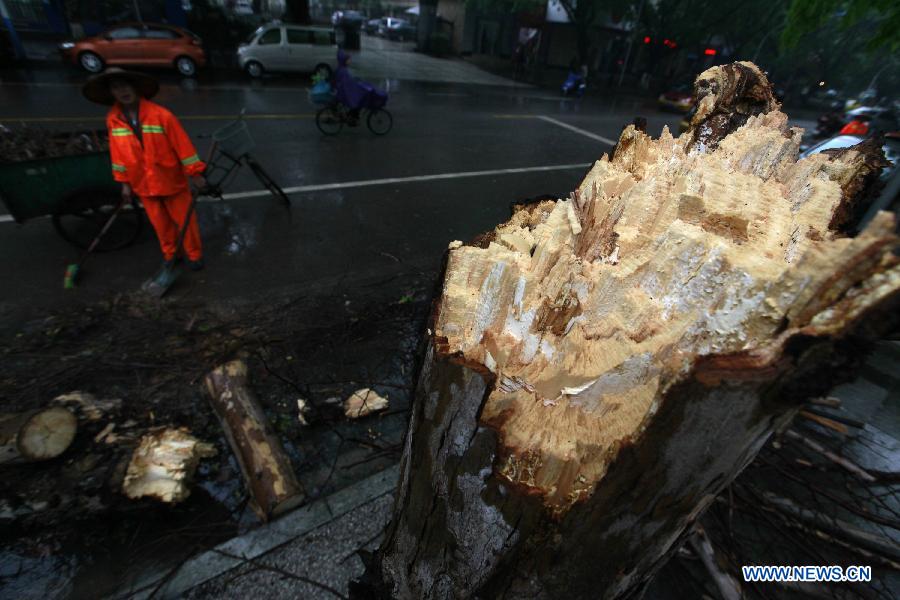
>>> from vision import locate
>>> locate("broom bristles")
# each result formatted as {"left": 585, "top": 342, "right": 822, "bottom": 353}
{"left": 63, "top": 264, "right": 79, "bottom": 289}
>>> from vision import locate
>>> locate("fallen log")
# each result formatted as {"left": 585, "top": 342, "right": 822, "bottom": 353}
{"left": 204, "top": 359, "right": 304, "bottom": 521}
{"left": 358, "top": 62, "right": 900, "bottom": 599}
{"left": 0, "top": 407, "right": 77, "bottom": 465}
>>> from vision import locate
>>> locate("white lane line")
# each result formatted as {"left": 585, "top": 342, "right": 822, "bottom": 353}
{"left": 216, "top": 163, "right": 591, "bottom": 201}
{"left": 0, "top": 163, "right": 592, "bottom": 222}
{"left": 537, "top": 115, "right": 616, "bottom": 145}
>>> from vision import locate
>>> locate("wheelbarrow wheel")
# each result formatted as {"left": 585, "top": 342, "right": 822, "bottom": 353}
{"left": 52, "top": 186, "right": 144, "bottom": 251}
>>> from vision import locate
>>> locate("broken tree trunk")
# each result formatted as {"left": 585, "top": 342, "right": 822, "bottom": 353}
{"left": 358, "top": 62, "right": 900, "bottom": 600}
{"left": 204, "top": 359, "right": 304, "bottom": 521}
{"left": 0, "top": 407, "right": 77, "bottom": 465}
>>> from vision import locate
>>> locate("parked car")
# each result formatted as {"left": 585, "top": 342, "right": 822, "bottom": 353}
{"left": 657, "top": 84, "right": 693, "bottom": 112}
{"left": 59, "top": 23, "right": 206, "bottom": 76}
{"left": 376, "top": 18, "right": 403, "bottom": 36}
{"left": 331, "top": 10, "right": 366, "bottom": 27}
{"left": 363, "top": 18, "right": 381, "bottom": 34}
{"left": 237, "top": 24, "right": 339, "bottom": 78}
{"left": 385, "top": 18, "right": 416, "bottom": 41}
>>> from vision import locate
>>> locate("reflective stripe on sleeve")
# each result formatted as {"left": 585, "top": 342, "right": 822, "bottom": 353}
{"left": 111, "top": 128, "right": 133, "bottom": 136}
{"left": 181, "top": 154, "right": 201, "bottom": 166}
{"left": 111, "top": 163, "right": 127, "bottom": 172}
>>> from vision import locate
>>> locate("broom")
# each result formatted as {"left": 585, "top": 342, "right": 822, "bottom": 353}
{"left": 63, "top": 194, "right": 130, "bottom": 289}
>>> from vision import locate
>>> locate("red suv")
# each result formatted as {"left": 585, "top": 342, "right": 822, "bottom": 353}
{"left": 60, "top": 23, "right": 206, "bottom": 77}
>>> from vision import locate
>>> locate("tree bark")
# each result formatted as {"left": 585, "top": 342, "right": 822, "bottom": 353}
{"left": 204, "top": 359, "right": 304, "bottom": 521}
{"left": 356, "top": 62, "right": 900, "bottom": 600}
{"left": 0, "top": 407, "right": 77, "bottom": 465}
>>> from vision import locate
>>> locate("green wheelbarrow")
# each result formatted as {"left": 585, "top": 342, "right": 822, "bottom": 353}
{"left": 0, "top": 149, "right": 143, "bottom": 252}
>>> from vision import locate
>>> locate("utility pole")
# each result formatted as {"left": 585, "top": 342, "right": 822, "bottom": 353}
{"left": 0, "top": 0, "right": 26, "bottom": 60}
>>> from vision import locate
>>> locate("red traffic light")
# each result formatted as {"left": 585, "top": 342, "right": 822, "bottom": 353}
{"left": 704, "top": 48, "right": 717, "bottom": 56}
{"left": 643, "top": 36, "right": 651, "bottom": 44}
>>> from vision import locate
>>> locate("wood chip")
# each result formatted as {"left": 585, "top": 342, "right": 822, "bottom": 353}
{"left": 343, "top": 388, "right": 389, "bottom": 419}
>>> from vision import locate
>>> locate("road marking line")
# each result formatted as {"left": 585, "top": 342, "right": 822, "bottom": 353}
{"left": 184, "top": 113, "right": 314, "bottom": 120}
{"left": 537, "top": 115, "right": 616, "bottom": 145}
{"left": 217, "top": 163, "right": 592, "bottom": 201}
{"left": 0, "top": 164, "right": 592, "bottom": 222}
{"left": 0, "top": 114, "right": 314, "bottom": 123}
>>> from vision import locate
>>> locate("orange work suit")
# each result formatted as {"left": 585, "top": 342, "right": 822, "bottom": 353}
{"left": 107, "top": 99, "right": 206, "bottom": 261}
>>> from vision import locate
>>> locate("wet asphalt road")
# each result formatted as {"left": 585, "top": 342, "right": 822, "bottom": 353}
{"left": 1, "top": 52, "right": 689, "bottom": 325}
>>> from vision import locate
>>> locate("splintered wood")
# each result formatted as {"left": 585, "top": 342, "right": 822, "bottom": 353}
{"left": 122, "top": 428, "right": 216, "bottom": 503}
{"left": 434, "top": 62, "right": 900, "bottom": 514}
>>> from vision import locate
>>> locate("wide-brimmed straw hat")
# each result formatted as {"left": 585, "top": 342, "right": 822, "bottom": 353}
{"left": 82, "top": 67, "right": 159, "bottom": 105}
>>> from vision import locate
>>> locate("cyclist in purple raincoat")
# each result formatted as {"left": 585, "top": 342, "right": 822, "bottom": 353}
{"left": 334, "top": 49, "right": 387, "bottom": 125}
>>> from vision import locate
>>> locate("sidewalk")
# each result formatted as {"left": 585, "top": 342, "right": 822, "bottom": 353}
{"left": 119, "top": 465, "right": 399, "bottom": 600}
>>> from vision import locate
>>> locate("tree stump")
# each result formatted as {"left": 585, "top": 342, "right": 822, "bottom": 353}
{"left": 357, "top": 62, "right": 900, "bottom": 599}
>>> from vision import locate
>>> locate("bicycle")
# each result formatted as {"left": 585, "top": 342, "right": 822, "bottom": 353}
{"left": 315, "top": 101, "right": 393, "bottom": 136}
{"left": 201, "top": 110, "right": 291, "bottom": 206}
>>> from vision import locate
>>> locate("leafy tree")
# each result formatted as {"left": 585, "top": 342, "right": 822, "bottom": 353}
{"left": 782, "top": 0, "right": 900, "bottom": 52}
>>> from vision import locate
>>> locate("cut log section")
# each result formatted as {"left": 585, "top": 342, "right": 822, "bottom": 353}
{"left": 0, "top": 407, "right": 77, "bottom": 465}
{"left": 204, "top": 359, "right": 304, "bottom": 521}
{"left": 361, "top": 62, "right": 900, "bottom": 600}
{"left": 122, "top": 427, "right": 216, "bottom": 503}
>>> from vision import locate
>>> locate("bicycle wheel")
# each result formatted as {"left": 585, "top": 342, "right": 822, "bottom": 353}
{"left": 316, "top": 105, "right": 344, "bottom": 136}
{"left": 246, "top": 157, "right": 291, "bottom": 207}
{"left": 366, "top": 108, "right": 393, "bottom": 136}
{"left": 52, "top": 186, "right": 143, "bottom": 251}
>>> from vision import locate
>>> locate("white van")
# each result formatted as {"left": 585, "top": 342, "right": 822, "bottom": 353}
{"left": 237, "top": 24, "right": 338, "bottom": 78}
